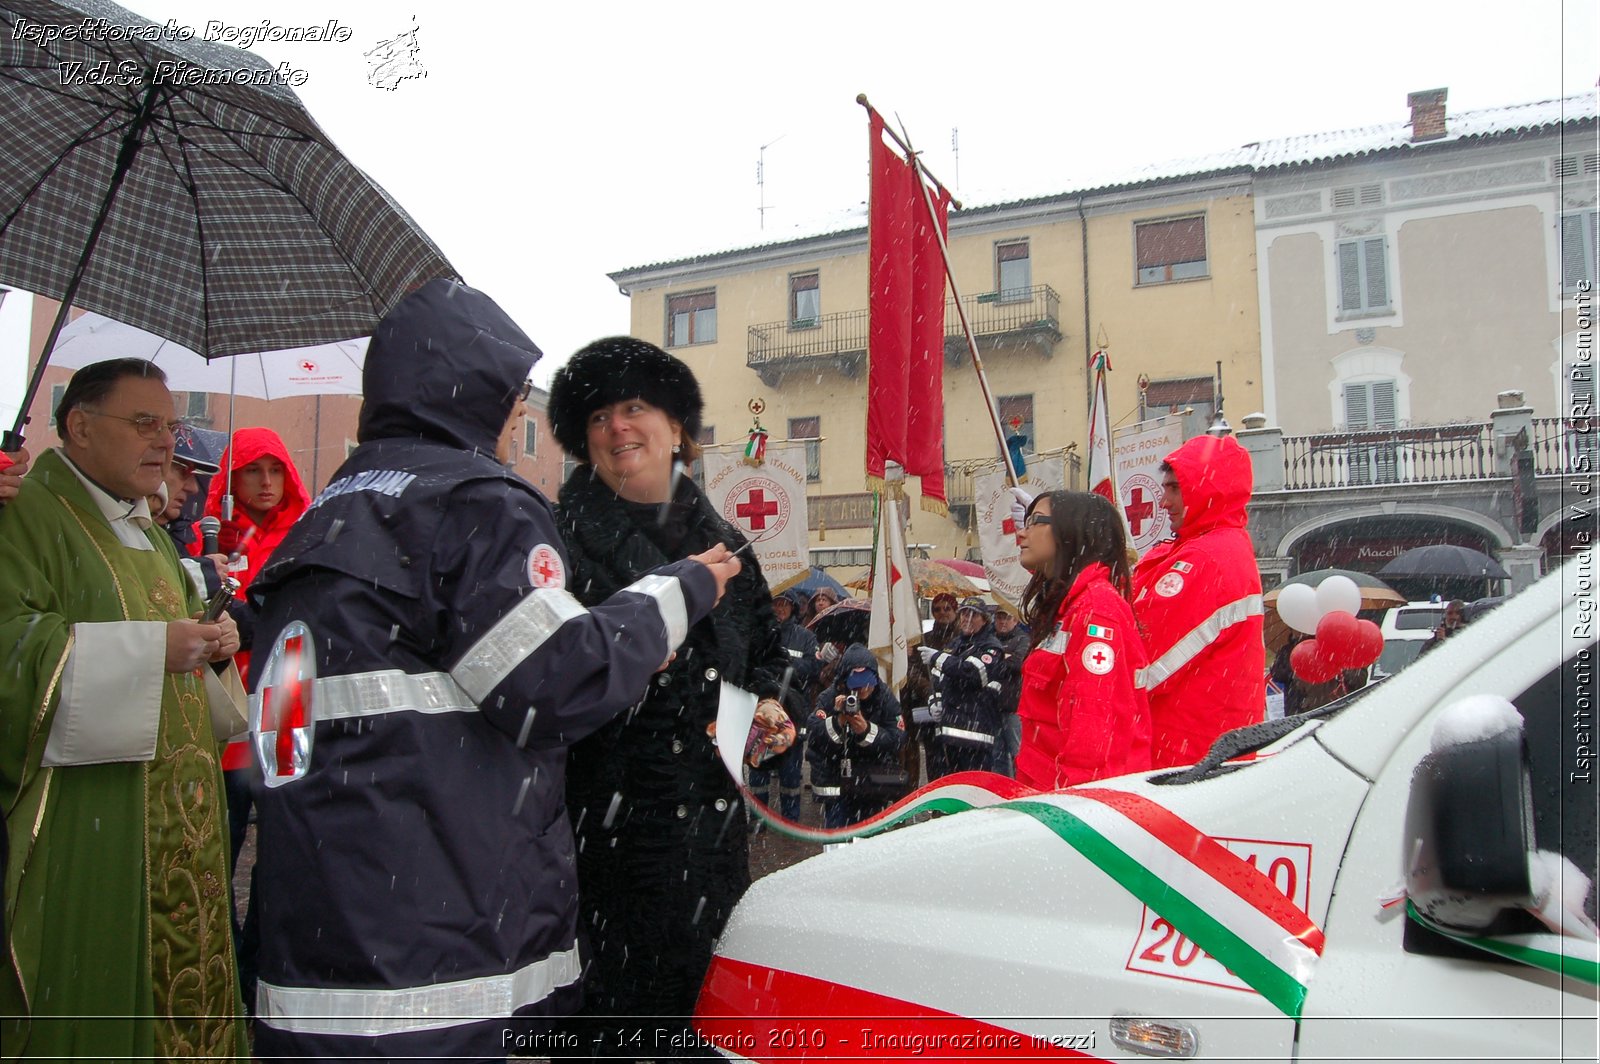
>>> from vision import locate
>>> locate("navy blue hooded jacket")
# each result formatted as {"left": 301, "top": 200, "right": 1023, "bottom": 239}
{"left": 246, "top": 279, "right": 720, "bottom": 1062}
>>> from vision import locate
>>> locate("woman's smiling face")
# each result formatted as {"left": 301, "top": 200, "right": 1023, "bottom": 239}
{"left": 585, "top": 398, "right": 683, "bottom": 503}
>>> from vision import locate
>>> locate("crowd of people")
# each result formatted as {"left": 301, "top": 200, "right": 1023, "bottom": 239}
{"left": 0, "top": 278, "right": 1281, "bottom": 1061}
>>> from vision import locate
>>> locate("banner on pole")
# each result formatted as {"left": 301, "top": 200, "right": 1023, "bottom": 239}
{"left": 975, "top": 455, "right": 1067, "bottom": 610}
{"left": 1113, "top": 417, "right": 1185, "bottom": 557}
{"left": 703, "top": 440, "right": 810, "bottom": 590}
{"left": 866, "top": 110, "right": 950, "bottom": 512}
{"left": 866, "top": 494, "right": 918, "bottom": 689}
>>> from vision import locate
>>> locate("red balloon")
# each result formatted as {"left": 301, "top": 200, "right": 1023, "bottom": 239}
{"left": 1291, "top": 638, "right": 1341, "bottom": 684}
{"left": 1315, "top": 611, "right": 1363, "bottom": 668}
{"left": 1349, "top": 619, "right": 1384, "bottom": 669}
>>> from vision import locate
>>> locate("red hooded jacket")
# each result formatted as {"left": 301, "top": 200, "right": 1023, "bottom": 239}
{"left": 199, "top": 427, "right": 311, "bottom": 595}
{"left": 199, "top": 428, "right": 310, "bottom": 770}
{"left": 1015, "top": 562, "right": 1152, "bottom": 790}
{"left": 1131, "top": 435, "right": 1265, "bottom": 768}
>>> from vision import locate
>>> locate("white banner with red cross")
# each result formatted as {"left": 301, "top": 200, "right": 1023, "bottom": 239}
{"left": 1112, "top": 416, "right": 1185, "bottom": 557}
{"left": 702, "top": 440, "right": 810, "bottom": 591}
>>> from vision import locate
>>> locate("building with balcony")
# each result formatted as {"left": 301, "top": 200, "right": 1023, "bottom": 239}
{"left": 610, "top": 164, "right": 1263, "bottom": 562}
{"left": 612, "top": 88, "right": 1595, "bottom": 586}
{"left": 1246, "top": 90, "right": 1596, "bottom": 585}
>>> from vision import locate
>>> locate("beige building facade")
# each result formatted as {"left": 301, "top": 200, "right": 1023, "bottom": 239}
{"left": 1256, "top": 91, "right": 1597, "bottom": 434}
{"left": 611, "top": 171, "right": 1264, "bottom": 563}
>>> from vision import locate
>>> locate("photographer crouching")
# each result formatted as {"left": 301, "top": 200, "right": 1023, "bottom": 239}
{"left": 805, "top": 644, "right": 906, "bottom": 829}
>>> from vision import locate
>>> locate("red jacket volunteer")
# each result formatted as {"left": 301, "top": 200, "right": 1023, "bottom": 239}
{"left": 1132, "top": 435, "right": 1265, "bottom": 768}
{"left": 1016, "top": 562, "right": 1152, "bottom": 790}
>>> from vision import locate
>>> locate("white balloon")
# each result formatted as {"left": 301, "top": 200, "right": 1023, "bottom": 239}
{"left": 1277, "top": 582, "right": 1324, "bottom": 635}
{"left": 1316, "top": 574, "right": 1363, "bottom": 618}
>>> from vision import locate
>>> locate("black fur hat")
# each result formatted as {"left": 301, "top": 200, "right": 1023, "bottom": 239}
{"left": 547, "top": 336, "right": 704, "bottom": 460}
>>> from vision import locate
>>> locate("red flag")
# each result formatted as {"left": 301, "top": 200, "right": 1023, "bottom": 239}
{"left": 867, "top": 111, "right": 950, "bottom": 512}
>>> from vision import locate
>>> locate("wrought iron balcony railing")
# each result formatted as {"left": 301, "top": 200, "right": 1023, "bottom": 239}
{"left": 1281, "top": 423, "right": 1494, "bottom": 490}
{"left": 747, "top": 284, "right": 1061, "bottom": 374}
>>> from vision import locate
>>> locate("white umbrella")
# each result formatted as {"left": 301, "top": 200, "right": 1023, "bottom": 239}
{"left": 50, "top": 312, "right": 367, "bottom": 400}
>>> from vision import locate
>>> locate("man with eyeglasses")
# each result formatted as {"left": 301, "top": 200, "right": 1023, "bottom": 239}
{"left": 0, "top": 357, "right": 249, "bottom": 1058}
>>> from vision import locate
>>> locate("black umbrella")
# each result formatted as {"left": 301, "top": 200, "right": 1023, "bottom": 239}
{"left": 807, "top": 598, "right": 870, "bottom": 646}
{"left": 1377, "top": 545, "right": 1510, "bottom": 581}
{"left": 0, "top": 0, "right": 456, "bottom": 447}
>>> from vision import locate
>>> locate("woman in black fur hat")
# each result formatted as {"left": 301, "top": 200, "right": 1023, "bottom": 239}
{"left": 548, "top": 336, "right": 791, "bottom": 1059}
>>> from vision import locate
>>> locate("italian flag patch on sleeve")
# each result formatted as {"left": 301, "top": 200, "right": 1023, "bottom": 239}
{"left": 1086, "top": 623, "right": 1113, "bottom": 639}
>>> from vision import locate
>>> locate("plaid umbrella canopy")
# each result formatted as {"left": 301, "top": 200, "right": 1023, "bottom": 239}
{"left": 0, "top": 0, "right": 456, "bottom": 447}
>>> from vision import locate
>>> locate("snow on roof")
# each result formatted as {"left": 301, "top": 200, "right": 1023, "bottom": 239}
{"left": 616, "top": 93, "right": 1597, "bottom": 277}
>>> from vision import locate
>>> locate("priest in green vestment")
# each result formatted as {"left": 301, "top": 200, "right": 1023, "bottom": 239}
{"left": 0, "top": 360, "right": 249, "bottom": 1060}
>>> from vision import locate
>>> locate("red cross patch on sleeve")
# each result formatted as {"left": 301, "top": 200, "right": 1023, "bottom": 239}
{"left": 526, "top": 544, "right": 566, "bottom": 589}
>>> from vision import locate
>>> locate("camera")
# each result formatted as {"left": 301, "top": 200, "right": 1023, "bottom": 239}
{"left": 841, "top": 694, "right": 860, "bottom": 714}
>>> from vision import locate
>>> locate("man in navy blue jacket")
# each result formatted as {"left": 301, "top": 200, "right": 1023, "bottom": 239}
{"left": 806, "top": 644, "right": 905, "bottom": 828}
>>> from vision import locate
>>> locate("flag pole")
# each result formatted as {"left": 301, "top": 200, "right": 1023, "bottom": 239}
{"left": 857, "top": 95, "right": 1020, "bottom": 488}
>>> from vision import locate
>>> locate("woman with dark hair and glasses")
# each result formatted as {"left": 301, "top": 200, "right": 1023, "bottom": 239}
{"left": 1012, "top": 491, "right": 1152, "bottom": 790}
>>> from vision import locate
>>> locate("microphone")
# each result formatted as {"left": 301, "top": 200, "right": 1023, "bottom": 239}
{"left": 199, "top": 515, "right": 221, "bottom": 555}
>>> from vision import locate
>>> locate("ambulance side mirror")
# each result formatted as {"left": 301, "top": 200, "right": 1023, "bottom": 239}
{"left": 1404, "top": 728, "right": 1534, "bottom": 933}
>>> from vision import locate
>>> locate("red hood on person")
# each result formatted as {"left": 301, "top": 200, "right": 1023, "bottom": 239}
{"left": 1164, "top": 434, "right": 1253, "bottom": 541}
{"left": 201, "top": 427, "right": 310, "bottom": 591}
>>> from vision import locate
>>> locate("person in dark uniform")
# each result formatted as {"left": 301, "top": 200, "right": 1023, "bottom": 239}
{"left": 806, "top": 645, "right": 906, "bottom": 828}
{"left": 749, "top": 587, "right": 818, "bottom": 821}
{"left": 900, "top": 591, "right": 960, "bottom": 785}
{"left": 244, "top": 281, "right": 741, "bottom": 1063}
{"left": 920, "top": 596, "right": 1007, "bottom": 777}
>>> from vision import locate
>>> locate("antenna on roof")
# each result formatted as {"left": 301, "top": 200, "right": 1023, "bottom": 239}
{"left": 758, "top": 135, "right": 785, "bottom": 230}
{"left": 951, "top": 127, "right": 960, "bottom": 191}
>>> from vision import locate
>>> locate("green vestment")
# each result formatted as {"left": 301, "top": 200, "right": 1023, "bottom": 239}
{"left": 0, "top": 449, "right": 246, "bottom": 1060}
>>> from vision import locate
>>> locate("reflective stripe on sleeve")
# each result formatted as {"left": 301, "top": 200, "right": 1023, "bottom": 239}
{"left": 450, "top": 588, "right": 588, "bottom": 703}
{"left": 1136, "top": 593, "right": 1263, "bottom": 691}
{"left": 812, "top": 785, "right": 842, "bottom": 797}
{"left": 935, "top": 726, "right": 995, "bottom": 746}
{"left": 256, "top": 942, "right": 581, "bottom": 1037}
{"left": 625, "top": 573, "right": 690, "bottom": 648}
{"left": 964, "top": 655, "right": 990, "bottom": 687}
{"left": 301, "top": 670, "right": 476, "bottom": 720}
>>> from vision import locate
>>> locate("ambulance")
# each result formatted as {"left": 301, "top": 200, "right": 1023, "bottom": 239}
{"left": 695, "top": 553, "right": 1597, "bottom": 1062}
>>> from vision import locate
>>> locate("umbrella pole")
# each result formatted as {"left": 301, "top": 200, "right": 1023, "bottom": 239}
{"left": 222, "top": 359, "right": 237, "bottom": 521}
{"left": 5, "top": 83, "right": 162, "bottom": 451}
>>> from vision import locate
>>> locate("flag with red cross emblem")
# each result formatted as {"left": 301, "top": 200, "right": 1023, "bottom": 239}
{"left": 701, "top": 439, "right": 811, "bottom": 591}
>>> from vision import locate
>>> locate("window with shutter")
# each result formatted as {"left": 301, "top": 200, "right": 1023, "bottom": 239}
{"left": 666, "top": 290, "right": 717, "bottom": 346}
{"left": 996, "top": 241, "right": 1031, "bottom": 301}
{"left": 789, "top": 416, "right": 821, "bottom": 482}
{"left": 1135, "top": 216, "right": 1208, "bottom": 285}
{"left": 1560, "top": 210, "right": 1597, "bottom": 293}
{"left": 789, "top": 272, "right": 820, "bottom": 327}
{"left": 1342, "top": 379, "right": 1400, "bottom": 485}
{"left": 1336, "top": 236, "right": 1390, "bottom": 315}
{"left": 1332, "top": 184, "right": 1383, "bottom": 209}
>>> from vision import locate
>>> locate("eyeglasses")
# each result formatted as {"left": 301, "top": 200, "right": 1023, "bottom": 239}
{"left": 1023, "top": 513, "right": 1052, "bottom": 528}
{"left": 80, "top": 409, "right": 184, "bottom": 439}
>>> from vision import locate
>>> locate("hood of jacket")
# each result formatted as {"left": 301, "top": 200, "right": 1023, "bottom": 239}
{"left": 833, "top": 643, "right": 882, "bottom": 691}
{"left": 203, "top": 426, "right": 310, "bottom": 526}
{"left": 357, "top": 278, "right": 542, "bottom": 454}
{"left": 1165, "top": 434, "right": 1253, "bottom": 540}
